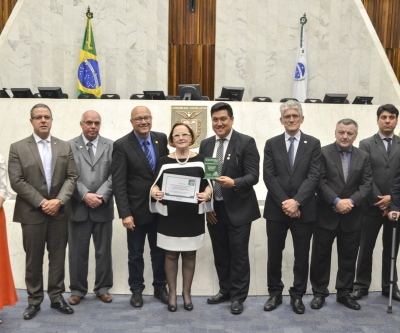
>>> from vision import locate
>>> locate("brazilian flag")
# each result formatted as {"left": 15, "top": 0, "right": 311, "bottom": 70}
{"left": 77, "top": 9, "right": 102, "bottom": 98}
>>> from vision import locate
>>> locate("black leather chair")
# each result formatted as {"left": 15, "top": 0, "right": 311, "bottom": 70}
{"left": 78, "top": 93, "right": 96, "bottom": 99}
{"left": 280, "top": 98, "right": 298, "bottom": 102}
{"left": 130, "top": 94, "right": 145, "bottom": 99}
{"left": 101, "top": 94, "right": 120, "bottom": 99}
{"left": 252, "top": 97, "right": 272, "bottom": 102}
{"left": 304, "top": 98, "right": 322, "bottom": 103}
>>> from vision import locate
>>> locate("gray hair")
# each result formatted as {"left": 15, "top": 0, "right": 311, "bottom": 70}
{"left": 30, "top": 103, "right": 52, "bottom": 118}
{"left": 280, "top": 100, "right": 303, "bottom": 117}
{"left": 336, "top": 118, "right": 358, "bottom": 133}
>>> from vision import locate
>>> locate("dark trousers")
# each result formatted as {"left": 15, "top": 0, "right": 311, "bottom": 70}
{"left": 267, "top": 219, "right": 314, "bottom": 298}
{"left": 354, "top": 214, "right": 400, "bottom": 293}
{"left": 127, "top": 218, "right": 166, "bottom": 293}
{"left": 21, "top": 219, "right": 68, "bottom": 306}
{"left": 310, "top": 224, "right": 361, "bottom": 299}
{"left": 68, "top": 218, "right": 113, "bottom": 297}
{"left": 207, "top": 201, "right": 251, "bottom": 302}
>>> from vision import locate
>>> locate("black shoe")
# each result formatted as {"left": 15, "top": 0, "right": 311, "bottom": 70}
{"left": 130, "top": 292, "right": 143, "bottom": 308}
{"left": 231, "top": 300, "right": 244, "bottom": 314}
{"left": 263, "top": 295, "right": 282, "bottom": 311}
{"left": 182, "top": 293, "right": 193, "bottom": 311}
{"left": 337, "top": 295, "right": 361, "bottom": 310}
{"left": 23, "top": 305, "right": 40, "bottom": 320}
{"left": 50, "top": 298, "right": 74, "bottom": 314}
{"left": 382, "top": 290, "right": 400, "bottom": 302}
{"left": 351, "top": 289, "right": 368, "bottom": 300}
{"left": 290, "top": 297, "right": 305, "bottom": 314}
{"left": 207, "top": 292, "right": 230, "bottom": 304}
{"left": 154, "top": 285, "right": 169, "bottom": 305}
{"left": 310, "top": 296, "right": 325, "bottom": 309}
{"left": 168, "top": 303, "right": 177, "bottom": 312}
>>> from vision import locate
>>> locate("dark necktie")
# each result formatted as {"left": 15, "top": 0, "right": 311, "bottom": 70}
{"left": 341, "top": 151, "right": 348, "bottom": 182}
{"left": 383, "top": 138, "right": 392, "bottom": 157}
{"left": 288, "top": 137, "right": 295, "bottom": 172}
{"left": 87, "top": 142, "right": 95, "bottom": 165}
{"left": 214, "top": 139, "right": 225, "bottom": 199}
{"left": 143, "top": 140, "right": 155, "bottom": 173}
{"left": 41, "top": 140, "right": 52, "bottom": 194}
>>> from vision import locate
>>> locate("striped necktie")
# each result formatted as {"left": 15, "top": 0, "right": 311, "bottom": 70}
{"left": 214, "top": 139, "right": 225, "bottom": 199}
{"left": 143, "top": 140, "right": 155, "bottom": 173}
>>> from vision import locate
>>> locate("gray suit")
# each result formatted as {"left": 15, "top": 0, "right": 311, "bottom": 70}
{"left": 9, "top": 135, "right": 78, "bottom": 305}
{"left": 354, "top": 134, "right": 400, "bottom": 293}
{"left": 68, "top": 134, "right": 114, "bottom": 297}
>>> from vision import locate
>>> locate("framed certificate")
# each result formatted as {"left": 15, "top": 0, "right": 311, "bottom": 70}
{"left": 161, "top": 173, "right": 201, "bottom": 204}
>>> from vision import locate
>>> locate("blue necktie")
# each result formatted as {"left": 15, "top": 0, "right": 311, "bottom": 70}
{"left": 288, "top": 137, "right": 295, "bottom": 172}
{"left": 41, "top": 139, "right": 52, "bottom": 194}
{"left": 143, "top": 140, "right": 155, "bottom": 173}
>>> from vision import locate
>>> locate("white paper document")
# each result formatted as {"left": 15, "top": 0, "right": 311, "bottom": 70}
{"left": 161, "top": 173, "right": 201, "bottom": 204}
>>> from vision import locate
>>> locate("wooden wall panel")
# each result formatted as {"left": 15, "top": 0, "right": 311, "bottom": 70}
{"left": 362, "top": 0, "right": 400, "bottom": 82}
{"left": 0, "top": 0, "right": 17, "bottom": 34}
{"left": 168, "top": 0, "right": 216, "bottom": 100}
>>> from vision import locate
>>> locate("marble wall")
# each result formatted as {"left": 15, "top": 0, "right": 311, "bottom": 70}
{"left": 0, "top": 0, "right": 399, "bottom": 104}
{"left": 0, "top": 99, "right": 396, "bottom": 296}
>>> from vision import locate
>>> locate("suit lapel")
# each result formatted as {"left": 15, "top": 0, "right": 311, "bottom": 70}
{"left": 76, "top": 135, "right": 92, "bottom": 166}
{"left": 374, "top": 134, "right": 389, "bottom": 162}
{"left": 204, "top": 137, "right": 215, "bottom": 157}
{"left": 28, "top": 135, "right": 45, "bottom": 178}
{"left": 277, "top": 134, "right": 291, "bottom": 174}
{"left": 330, "top": 144, "right": 345, "bottom": 182}
{"left": 292, "top": 133, "right": 306, "bottom": 172}
{"left": 347, "top": 147, "right": 358, "bottom": 182}
{"left": 129, "top": 131, "right": 153, "bottom": 173}
{"left": 388, "top": 135, "right": 400, "bottom": 163}
{"left": 93, "top": 135, "right": 106, "bottom": 166}
{"left": 222, "top": 131, "right": 238, "bottom": 174}
{"left": 50, "top": 136, "right": 59, "bottom": 176}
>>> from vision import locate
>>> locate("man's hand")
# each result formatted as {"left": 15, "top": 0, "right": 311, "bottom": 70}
{"left": 282, "top": 199, "right": 299, "bottom": 217}
{"left": 374, "top": 195, "right": 391, "bottom": 211}
{"left": 333, "top": 199, "right": 354, "bottom": 214}
{"left": 207, "top": 211, "right": 218, "bottom": 224}
{"left": 122, "top": 216, "right": 135, "bottom": 231}
{"left": 215, "top": 176, "right": 234, "bottom": 188}
{"left": 83, "top": 193, "right": 103, "bottom": 209}
{"left": 41, "top": 199, "right": 61, "bottom": 216}
{"left": 382, "top": 208, "right": 390, "bottom": 217}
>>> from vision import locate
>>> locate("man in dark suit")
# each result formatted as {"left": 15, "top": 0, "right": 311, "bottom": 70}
{"left": 8, "top": 103, "right": 78, "bottom": 320}
{"left": 310, "top": 119, "right": 372, "bottom": 311}
{"left": 199, "top": 102, "right": 260, "bottom": 315}
{"left": 263, "top": 100, "right": 321, "bottom": 314}
{"left": 68, "top": 110, "right": 114, "bottom": 306}
{"left": 353, "top": 104, "right": 400, "bottom": 301}
{"left": 112, "top": 106, "right": 169, "bottom": 307}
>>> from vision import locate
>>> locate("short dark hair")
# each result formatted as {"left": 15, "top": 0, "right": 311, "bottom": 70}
{"left": 168, "top": 122, "right": 196, "bottom": 147}
{"left": 30, "top": 103, "right": 52, "bottom": 118}
{"left": 336, "top": 118, "right": 359, "bottom": 133}
{"left": 210, "top": 102, "right": 233, "bottom": 118}
{"left": 377, "top": 104, "right": 399, "bottom": 119}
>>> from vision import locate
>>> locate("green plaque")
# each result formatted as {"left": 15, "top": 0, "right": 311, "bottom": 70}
{"left": 204, "top": 157, "right": 220, "bottom": 179}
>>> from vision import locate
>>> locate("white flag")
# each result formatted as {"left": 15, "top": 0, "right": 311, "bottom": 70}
{"left": 292, "top": 14, "right": 308, "bottom": 102}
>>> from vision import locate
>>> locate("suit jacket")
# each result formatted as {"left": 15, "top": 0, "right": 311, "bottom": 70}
{"left": 316, "top": 143, "right": 373, "bottom": 232}
{"left": 359, "top": 134, "right": 400, "bottom": 216}
{"left": 263, "top": 131, "right": 321, "bottom": 222}
{"left": 199, "top": 129, "right": 260, "bottom": 226}
{"left": 111, "top": 130, "right": 169, "bottom": 225}
{"left": 68, "top": 135, "right": 114, "bottom": 222}
{"left": 8, "top": 135, "right": 78, "bottom": 224}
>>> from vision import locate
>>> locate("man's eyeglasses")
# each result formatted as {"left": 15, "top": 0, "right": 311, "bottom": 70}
{"left": 32, "top": 115, "right": 52, "bottom": 121}
{"left": 132, "top": 116, "right": 152, "bottom": 123}
{"left": 81, "top": 120, "right": 101, "bottom": 126}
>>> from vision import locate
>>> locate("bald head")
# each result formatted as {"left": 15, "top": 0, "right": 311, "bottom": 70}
{"left": 80, "top": 110, "right": 102, "bottom": 141}
{"left": 130, "top": 106, "right": 153, "bottom": 139}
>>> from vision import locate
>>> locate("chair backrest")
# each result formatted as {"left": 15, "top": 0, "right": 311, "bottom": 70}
{"left": 280, "top": 98, "right": 299, "bottom": 102}
{"left": 252, "top": 96, "right": 272, "bottom": 102}
{"left": 200, "top": 96, "right": 210, "bottom": 100}
{"left": 130, "top": 94, "right": 145, "bottom": 99}
{"left": 304, "top": 98, "right": 322, "bottom": 103}
{"left": 101, "top": 94, "right": 120, "bottom": 99}
{"left": 78, "top": 93, "right": 96, "bottom": 99}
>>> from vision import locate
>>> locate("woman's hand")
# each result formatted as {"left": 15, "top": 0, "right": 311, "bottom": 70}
{"left": 197, "top": 191, "right": 211, "bottom": 204}
{"left": 151, "top": 186, "right": 164, "bottom": 201}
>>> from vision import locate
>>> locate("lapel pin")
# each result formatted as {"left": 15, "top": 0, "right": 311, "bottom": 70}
{"left": 54, "top": 142, "right": 56, "bottom": 144}
{"left": 155, "top": 141, "right": 158, "bottom": 144}
{"left": 80, "top": 146, "right": 83, "bottom": 149}
{"left": 227, "top": 157, "right": 230, "bottom": 160}
{"left": 304, "top": 141, "right": 307, "bottom": 143}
